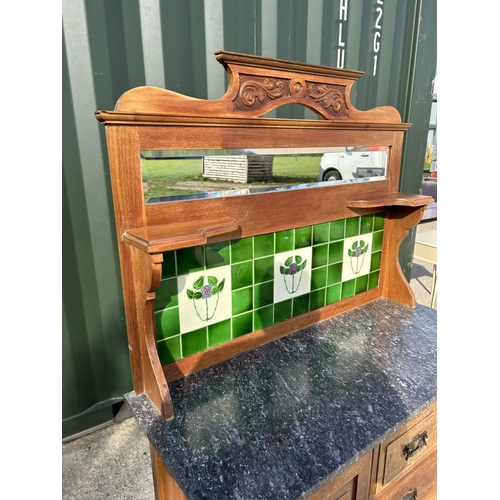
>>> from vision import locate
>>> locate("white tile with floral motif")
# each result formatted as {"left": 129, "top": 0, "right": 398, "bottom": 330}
{"left": 273, "top": 247, "right": 312, "bottom": 304}
{"left": 341, "top": 234, "right": 373, "bottom": 282}
{"left": 177, "top": 266, "right": 232, "bottom": 334}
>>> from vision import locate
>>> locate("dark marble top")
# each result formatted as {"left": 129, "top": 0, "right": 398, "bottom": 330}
{"left": 125, "top": 299, "right": 437, "bottom": 500}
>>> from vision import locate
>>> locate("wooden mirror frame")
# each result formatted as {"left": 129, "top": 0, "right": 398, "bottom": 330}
{"left": 95, "top": 51, "right": 432, "bottom": 420}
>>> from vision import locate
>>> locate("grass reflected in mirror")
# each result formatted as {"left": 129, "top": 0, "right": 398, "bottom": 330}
{"left": 141, "top": 147, "right": 388, "bottom": 203}
{"left": 142, "top": 155, "right": 321, "bottom": 200}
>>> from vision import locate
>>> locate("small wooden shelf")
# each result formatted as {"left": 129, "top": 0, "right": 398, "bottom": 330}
{"left": 346, "top": 192, "right": 433, "bottom": 209}
{"left": 123, "top": 217, "right": 240, "bottom": 254}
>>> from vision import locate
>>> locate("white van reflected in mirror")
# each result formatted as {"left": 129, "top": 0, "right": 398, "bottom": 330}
{"left": 319, "top": 146, "right": 388, "bottom": 182}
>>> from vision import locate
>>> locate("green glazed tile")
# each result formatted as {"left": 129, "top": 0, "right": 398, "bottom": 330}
{"left": 293, "top": 294, "right": 310, "bottom": 317}
{"left": 208, "top": 319, "right": 231, "bottom": 347}
{"left": 254, "top": 281, "right": 274, "bottom": 308}
{"left": 232, "top": 312, "right": 253, "bottom": 338}
{"left": 360, "top": 215, "right": 374, "bottom": 235}
{"left": 345, "top": 217, "right": 360, "bottom": 238}
{"left": 355, "top": 274, "right": 369, "bottom": 294}
{"left": 311, "top": 267, "right": 326, "bottom": 290}
{"left": 372, "top": 231, "right": 384, "bottom": 252}
{"left": 155, "top": 308, "right": 180, "bottom": 339}
{"left": 276, "top": 229, "right": 294, "bottom": 253}
{"left": 313, "top": 223, "right": 330, "bottom": 245}
{"left": 157, "top": 336, "right": 181, "bottom": 364}
{"left": 254, "top": 233, "right": 274, "bottom": 258}
{"left": 327, "top": 263, "right": 343, "bottom": 285}
{"left": 274, "top": 299, "right": 292, "bottom": 323}
{"left": 254, "top": 305, "right": 274, "bottom": 330}
{"left": 161, "top": 251, "right": 176, "bottom": 279}
{"left": 341, "top": 279, "right": 356, "bottom": 300}
{"left": 182, "top": 327, "right": 208, "bottom": 357}
{"left": 231, "top": 238, "right": 253, "bottom": 263}
{"left": 232, "top": 287, "right": 253, "bottom": 316}
{"left": 312, "top": 244, "right": 328, "bottom": 268}
{"left": 177, "top": 246, "right": 205, "bottom": 276}
{"left": 374, "top": 212, "right": 385, "bottom": 231}
{"left": 330, "top": 220, "right": 345, "bottom": 241}
{"left": 254, "top": 256, "right": 274, "bottom": 284}
{"left": 329, "top": 241, "right": 344, "bottom": 264}
{"left": 231, "top": 261, "right": 253, "bottom": 290}
{"left": 155, "top": 278, "right": 178, "bottom": 311}
{"left": 368, "top": 271, "right": 380, "bottom": 289}
{"left": 295, "top": 226, "right": 312, "bottom": 249}
{"left": 206, "top": 241, "right": 230, "bottom": 269}
{"left": 310, "top": 288, "right": 326, "bottom": 310}
{"left": 370, "top": 251, "right": 382, "bottom": 272}
{"left": 326, "top": 283, "right": 341, "bottom": 305}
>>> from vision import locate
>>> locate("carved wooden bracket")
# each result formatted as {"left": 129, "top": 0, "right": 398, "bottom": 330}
{"left": 378, "top": 206, "right": 427, "bottom": 308}
{"left": 131, "top": 249, "right": 174, "bottom": 419}
{"left": 347, "top": 193, "right": 433, "bottom": 308}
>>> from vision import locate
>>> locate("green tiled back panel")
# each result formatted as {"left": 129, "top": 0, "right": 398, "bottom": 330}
{"left": 154, "top": 213, "right": 385, "bottom": 364}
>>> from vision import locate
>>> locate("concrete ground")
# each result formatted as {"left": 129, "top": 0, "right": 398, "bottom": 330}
{"left": 410, "top": 219, "right": 437, "bottom": 309}
{"left": 62, "top": 220, "right": 437, "bottom": 500}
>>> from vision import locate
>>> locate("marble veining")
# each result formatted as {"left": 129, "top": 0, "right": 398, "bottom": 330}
{"left": 126, "top": 298, "right": 437, "bottom": 500}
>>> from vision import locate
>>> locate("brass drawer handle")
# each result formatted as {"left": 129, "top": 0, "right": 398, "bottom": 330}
{"left": 402, "top": 489, "right": 417, "bottom": 500}
{"left": 402, "top": 430, "right": 428, "bottom": 460}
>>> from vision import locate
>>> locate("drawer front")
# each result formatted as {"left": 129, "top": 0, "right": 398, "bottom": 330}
{"left": 375, "top": 448, "right": 436, "bottom": 500}
{"left": 308, "top": 450, "right": 372, "bottom": 500}
{"left": 377, "top": 404, "right": 437, "bottom": 490}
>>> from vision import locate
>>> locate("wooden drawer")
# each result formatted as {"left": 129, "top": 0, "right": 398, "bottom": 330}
{"left": 308, "top": 450, "right": 373, "bottom": 500}
{"left": 375, "top": 403, "right": 437, "bottom": 493}
{"left": 375, "top": 448, "right": 436, "bottom": 500}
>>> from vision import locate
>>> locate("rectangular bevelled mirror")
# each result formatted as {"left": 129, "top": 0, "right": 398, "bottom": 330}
{"left": 141, "top": 146, "right": 389, "bottom": 204}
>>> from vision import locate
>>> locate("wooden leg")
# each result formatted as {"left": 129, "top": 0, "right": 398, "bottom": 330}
{"left": 149, "top": 443, "right": 187, "bottom": 500}
{"left": 430, "top": 264, "right": 437, "bottom": 309}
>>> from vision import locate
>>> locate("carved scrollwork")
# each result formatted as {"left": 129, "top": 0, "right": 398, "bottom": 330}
{"left": 307, "top": 83, "right": 347, "bottom": 117}
{"left": 238, "top": 77, "right": 287, "bottom": 107}
{"left": 234, "top": 74, "right": 348, "bottom": 118}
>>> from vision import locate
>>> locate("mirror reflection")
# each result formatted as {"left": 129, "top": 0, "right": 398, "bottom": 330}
{"left": 141, "top": 146, "right": 389, "bottom": 204}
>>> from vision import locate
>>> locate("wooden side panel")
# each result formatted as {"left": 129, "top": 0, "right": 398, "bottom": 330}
{"left": 150, "top": 444, "right": 187, "bottom": 500}
{"left": 104, "top": 126, "right": 147, "bottom": 393}
{"left": 308, "top": 450, "right": 373, "bottom": 500}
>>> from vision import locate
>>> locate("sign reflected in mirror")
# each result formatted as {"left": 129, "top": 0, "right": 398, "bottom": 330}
{"left": 141, "top": 146, "right": 389, "bottom": 204}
